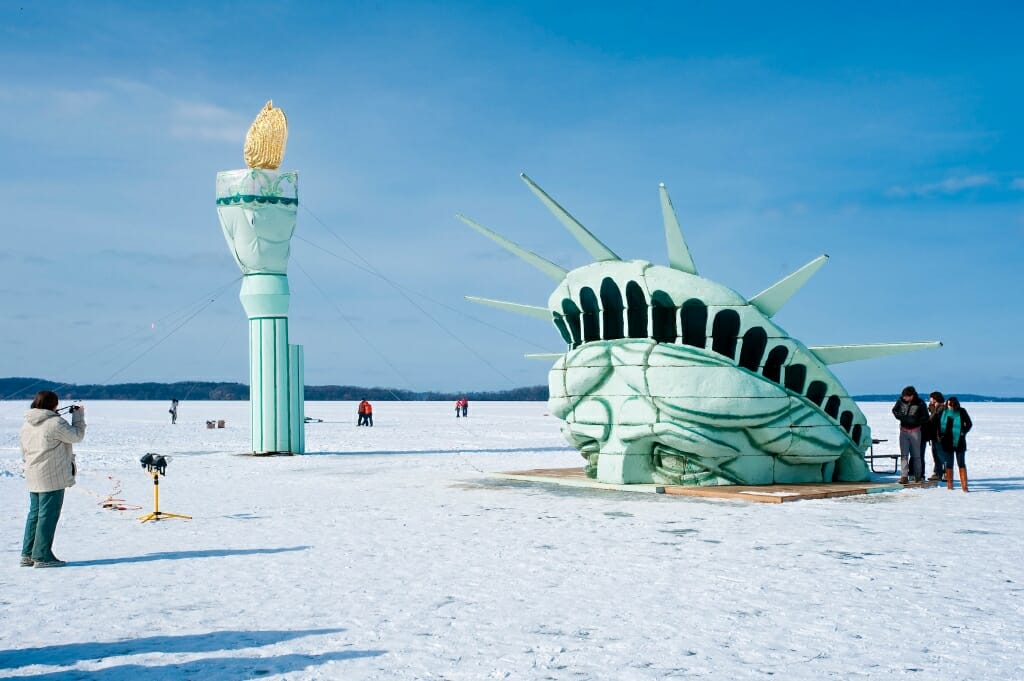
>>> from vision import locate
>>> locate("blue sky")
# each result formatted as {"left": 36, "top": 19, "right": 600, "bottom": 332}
{"left": 1, "top": 1, "right": 1021, "bottom": 396}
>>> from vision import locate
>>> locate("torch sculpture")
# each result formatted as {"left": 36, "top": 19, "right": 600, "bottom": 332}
{"left": 216, "top": 101, "right": 304, "bottom": 454}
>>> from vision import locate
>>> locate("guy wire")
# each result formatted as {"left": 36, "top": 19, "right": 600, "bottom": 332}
{"left": 94, "top": 277, "right": 240, "bottom": 386}
{"left": 2, "top": 276, "right": 242, "bottom": 401}
{"left": 292, "top": 258, "right": 407, "bottom": 403}
{"left": 297, "top": 202, "right": 558, "bottom": 474}
{"left": 297, "top": 206, "right": 537, "bottom": 387}
{"left": 294, "top": 233, "right": 549, "bottom": 352}
{"left": 293, "top": 256, "right": 486, "bottom": 473}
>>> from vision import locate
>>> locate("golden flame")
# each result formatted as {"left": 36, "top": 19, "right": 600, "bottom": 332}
{"left": 244, "top": 100, "right": 288, "bottom": 169}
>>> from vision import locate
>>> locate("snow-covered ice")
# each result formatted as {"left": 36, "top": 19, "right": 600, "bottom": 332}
{"left": 1, "top": 400, "right": 1022, "bottom": 680}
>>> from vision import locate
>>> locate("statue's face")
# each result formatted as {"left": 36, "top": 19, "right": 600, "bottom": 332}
{"left": 540, "top": 257, "right": 869, "bottom": 486}
{"left": 550, "top": 339, "right": 864, "bottom": 485}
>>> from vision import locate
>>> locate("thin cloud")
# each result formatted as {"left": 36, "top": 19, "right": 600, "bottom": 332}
{"left": 50, "top": 88, "right": 107, "bottom": 115}
{"left": 169, "top": 100, "right": 247, "bottom": 143}
{"left": 1011, "top": 178, "right": 1024, "bottom": 191}
{"left": 885, "top": 174, "right": 996, "bottom": 198}
{"left": 6, "top": 77, "right": 247, "bottom": 148}
{"left": 95, "top": 249, "right": 225, "bottom": 269}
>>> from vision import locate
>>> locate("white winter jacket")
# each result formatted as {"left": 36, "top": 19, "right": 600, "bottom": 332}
{"left": 21, "top": 408, "right": 86, "bottom": 493}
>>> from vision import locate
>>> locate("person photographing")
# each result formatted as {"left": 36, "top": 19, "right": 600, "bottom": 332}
{"left": 19, "top": 390, "right": 86, "bottom": 568}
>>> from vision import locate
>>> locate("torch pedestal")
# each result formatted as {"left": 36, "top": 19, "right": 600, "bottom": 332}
{"left": 217, "top": 169, "right": 305, "bottom": 454}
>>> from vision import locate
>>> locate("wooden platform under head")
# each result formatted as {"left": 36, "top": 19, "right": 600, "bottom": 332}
{"left": 494, "top": 468, "right": 926, "bottom": 503}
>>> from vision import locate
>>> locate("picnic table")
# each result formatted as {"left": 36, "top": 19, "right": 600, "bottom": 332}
{"left": 865, "top": 438, "right": 898, "bottom": 473}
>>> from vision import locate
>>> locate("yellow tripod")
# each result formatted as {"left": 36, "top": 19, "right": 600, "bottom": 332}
{"left": 138, "top": 471, "right": 192, "bottom": 523}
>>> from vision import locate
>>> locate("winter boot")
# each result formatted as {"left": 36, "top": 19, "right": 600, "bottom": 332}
{"left": 958, "top": 467, "right": 969, "bottom": 493}
{"left": 945, "top": 468, "right": 954, "bottom": 490}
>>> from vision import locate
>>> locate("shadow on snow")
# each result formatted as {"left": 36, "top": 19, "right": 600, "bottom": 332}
{"left": 67, "top": 546, "right": 311, "bottom": 567}
{"left": 0, "top": 628, "right": 377, "bottom": 670}
{"left": 305, "top": 446, "right": 573, "bottom": 457}
{"left": 7, "top": 650, "right": 384, "bottom": 680}
{"left": 968, "top": 476, "right": 1024, "bottom": 492}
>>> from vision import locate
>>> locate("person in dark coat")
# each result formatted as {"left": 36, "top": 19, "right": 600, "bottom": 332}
{"left": 939, "top": 396, "right": 973, "bottom": 492}
{"left": 924, "top": 391, "right": 946, "bottom": 481}
{"left": 891, "top": 385, "right": 929, "bottom": 484}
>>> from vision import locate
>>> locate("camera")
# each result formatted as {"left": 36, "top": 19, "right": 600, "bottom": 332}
{"left": 70, "top": 405, "right": 81, "bottom": 412}
{"left": 140, "top": 453, "right": 169, "bottom": 475}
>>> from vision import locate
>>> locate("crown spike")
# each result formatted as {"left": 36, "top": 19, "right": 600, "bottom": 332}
{"left": 520, "top": 173, "right": 620, "bottom": 262}
{"left": 457, "top": 214, "right": 567, "bottom": 282}
{"left": 749, "top": 255, "right": 829, "bottom": 318}
{"left": 659, "top": 183, "right": 697, "bottom": 274}
{"left": 809, "top": 341, "right": 943, "bottom": 365}
{"left": 464, "top": 296, "right": 552, "bottom": 320}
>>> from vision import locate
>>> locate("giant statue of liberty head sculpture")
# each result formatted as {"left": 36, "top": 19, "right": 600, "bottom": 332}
{"left": 461, "top": 175, "right": 940, "bottom": 486}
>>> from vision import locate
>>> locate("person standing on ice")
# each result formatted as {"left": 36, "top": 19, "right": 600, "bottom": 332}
{"left": 892, "top": 385, "right": 929, "bottom": 484}
{"left": 169, "top": 398, "right": 179, "bottom": 425}
{"left": 19, "top": 390, "right": 86, "bottom": 568}
{"left": 924, "top": 391, "right": 946, "bottom": 481}
{"left": 461, "top": 397, "right": 468, "bottom": 417}
{"left": 455, "top": 398, "right": 462, "bottom": 418}
{"left": 939, "top": 396, "right": 973, "bottom": 492}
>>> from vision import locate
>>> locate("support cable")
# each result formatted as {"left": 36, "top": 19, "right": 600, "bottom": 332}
{"left": 296, "top": 254, "right": 487, "bottom": 473}
{"left": 2, "top": 276, "right": 242, "bottom": 401}
{"left": 294, "top": 233, "right": 549, "bottom": 352}
{"left": 297, "top": 205, "right": 536, "bottom": 387}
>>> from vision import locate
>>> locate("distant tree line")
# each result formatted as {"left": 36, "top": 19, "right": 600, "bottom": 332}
{"left": 0, "top": 377, "right": 549, "bottom": 402}
{"left": 849, "top": 393, "right": 1024, "bottom": 403}
{"left": 1, "top": 378, "right": 1019, "bottom": 403}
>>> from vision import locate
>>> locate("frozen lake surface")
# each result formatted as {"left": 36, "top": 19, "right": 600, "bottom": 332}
{"left": 1, "top": 400, "right": 1022, "bottom": 680}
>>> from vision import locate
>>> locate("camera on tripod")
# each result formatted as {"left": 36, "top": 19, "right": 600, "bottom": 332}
{"left": 140, "top": 452, "right": 169, "bottom": 476}
{"left": 137, "top": 452, "right": 190, "bottom": 522}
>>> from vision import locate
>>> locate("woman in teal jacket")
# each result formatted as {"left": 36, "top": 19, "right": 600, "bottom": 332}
{"left": 939, "top": 396, "right": 973, "bottom": 492}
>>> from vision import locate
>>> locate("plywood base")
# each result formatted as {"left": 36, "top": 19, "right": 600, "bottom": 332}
{"left": 494, "top": 468, "right": 664, "bottom": 494}
{"left": 494, "top": 468, "right": 913, "bottom": 503}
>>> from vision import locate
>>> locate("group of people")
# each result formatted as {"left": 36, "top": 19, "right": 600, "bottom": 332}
{"left": 16, "top": 384, "right": 979, "bottom": 569}
{"left": 357, "top": 399, "right": 374, "bottom": 426}
{"left": 892, "top": 386, "right": 973, "bottom": 491}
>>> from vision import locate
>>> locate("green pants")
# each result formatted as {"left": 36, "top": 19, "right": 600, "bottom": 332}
{"left": 22, "top": 490, "right": 65, "bottom": 562}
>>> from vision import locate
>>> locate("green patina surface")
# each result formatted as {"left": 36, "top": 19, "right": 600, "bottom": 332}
{"left": 217, "top": 168, "right": 305, "bottom": 454}
{"left": 462, "top": 175, "right": 940, "bottom": 486}
{"left": 216, "top": 194, "right": 298, "bottom": 206}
